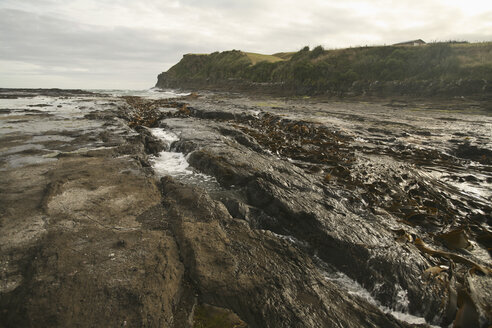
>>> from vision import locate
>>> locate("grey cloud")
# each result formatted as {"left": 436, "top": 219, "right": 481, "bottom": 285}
{"left": 0, "top": 1, "right": 491, "bottom": 89}
{"left": 177, "top": 0, "right": 266, "bottom": 10}
{"left": 0, "top": 8, "right": 198, "bottom": 88}
{"left": 0, "top": 9, "right": 196, "bottom": 63}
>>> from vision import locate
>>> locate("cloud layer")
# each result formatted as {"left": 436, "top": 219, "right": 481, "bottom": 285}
{"left": 1, "top": 0, "right": 491, "bottom": 89}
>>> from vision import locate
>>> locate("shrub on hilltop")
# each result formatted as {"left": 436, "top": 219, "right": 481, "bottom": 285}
{"left": 158, "top": 42, "right": 492, "bottom": 96}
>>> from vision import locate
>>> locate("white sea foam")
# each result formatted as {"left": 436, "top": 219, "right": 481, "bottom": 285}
{"left": 151, "top": 151, "right": 191, "bottom": 176}
{"left": 148, "top": 129, "right": 189, "bottom": 177}
{"left": 150, "top": 128, "right": 179, "bottom": 149}
{"left": 321, "top": 266, "right": 438, "bottom": 327}
{"left": 251, "top": 110, "right": 261, "bottom": 118}
{"left": 148, "top": 128, "right": 221, "bottom": 191}
{"left": 270, "top": 231, "right": 309, "bottom": 247}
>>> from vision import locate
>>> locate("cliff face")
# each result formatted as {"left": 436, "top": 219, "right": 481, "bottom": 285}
{"left": 156, "top": 43, "right": 492, "bottom": 98}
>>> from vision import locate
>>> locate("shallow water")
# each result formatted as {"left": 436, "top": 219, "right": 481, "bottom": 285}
{"left": 149, "top": 127, "right": 222, "bottom": 191}
{"left": 322, "top": 267, "right": 438, "bottom": 327}
{"left": 151, "top": 151, "right": 192, "bottom": 176}
{"left": 91, "top": 88, "right": 190, "bottom": 99}
{"left": 0, "top": 88, "right": 187, "bottom": 171}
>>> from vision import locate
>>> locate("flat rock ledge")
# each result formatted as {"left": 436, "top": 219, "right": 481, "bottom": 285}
{"left": 2, "top": 91, "right": 490, "bottom": 327}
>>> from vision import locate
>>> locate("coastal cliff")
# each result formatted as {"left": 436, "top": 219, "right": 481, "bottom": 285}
{"left": 156, "top": 42, "right": 492, "bottom": 98}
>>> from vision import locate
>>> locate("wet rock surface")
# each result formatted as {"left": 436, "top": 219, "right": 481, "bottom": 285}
{"left": 160, "top": 176, "right": 410, "bottom": 328}
{"left": 0, "top": 91, "right": 189, "bottom": 327}
{"left": 1, "top": 89, "right": 491, "bottom": 327}
{"left": 150, "top": 93, "right": 492, "bottom": 327}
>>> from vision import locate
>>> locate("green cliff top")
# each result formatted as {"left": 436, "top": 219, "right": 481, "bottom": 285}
{"left": 158, "top": 42, "right": 492, "bottom": 96}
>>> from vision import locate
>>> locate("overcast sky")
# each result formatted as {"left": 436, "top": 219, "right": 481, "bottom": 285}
{"left": 1, "top": 0, "right": 491, "bottom": 89}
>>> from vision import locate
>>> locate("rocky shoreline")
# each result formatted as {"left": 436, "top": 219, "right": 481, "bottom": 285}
{"left": 1, "top": 89, "right": 491, "bottom": 327}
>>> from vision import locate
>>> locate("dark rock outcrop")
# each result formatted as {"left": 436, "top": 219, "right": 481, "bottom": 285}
{"left": 2, "top": 90, "right": 491, "bottom": 327}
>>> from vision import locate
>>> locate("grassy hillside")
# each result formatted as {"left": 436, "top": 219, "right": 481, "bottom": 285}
{"left": 244, "top": 52, "right": 285, "bottom": 64}
{"left": 157, "top": 42, "right": 492, "bottom": 96}
{"left": 272, "top": 52, "right": 296, "bottom": 60}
